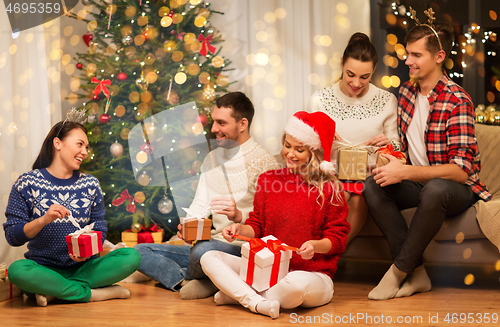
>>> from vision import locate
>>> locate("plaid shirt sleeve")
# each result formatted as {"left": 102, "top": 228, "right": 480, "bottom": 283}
{"left": 445, "top": 97, "right": 476, "bottom": 175}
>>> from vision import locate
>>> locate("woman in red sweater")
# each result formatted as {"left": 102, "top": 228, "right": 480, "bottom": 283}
{"left": 200, "top": 111, "right": 350, "bottom": 319}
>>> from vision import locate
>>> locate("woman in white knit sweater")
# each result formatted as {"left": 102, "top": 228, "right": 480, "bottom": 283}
{"left": 309, "top": 32, "right": 401, "bottom": 244}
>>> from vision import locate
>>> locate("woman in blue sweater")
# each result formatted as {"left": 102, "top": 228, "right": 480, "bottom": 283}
{"left": 3, "top": 113, "right": 141, "bottom": 306}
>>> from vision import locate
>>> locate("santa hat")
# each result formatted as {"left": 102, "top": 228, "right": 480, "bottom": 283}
{"left": 284, "top": 111, "right": 336, "bottom": 174}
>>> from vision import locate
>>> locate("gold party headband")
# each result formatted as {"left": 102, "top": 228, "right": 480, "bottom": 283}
{"left": 409, "top": 6, "right": 443, "bottom": 51}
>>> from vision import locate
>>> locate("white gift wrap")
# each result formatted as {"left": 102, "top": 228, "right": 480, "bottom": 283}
{"left": 240, "top": 235, "right": 293, "bottom": 292}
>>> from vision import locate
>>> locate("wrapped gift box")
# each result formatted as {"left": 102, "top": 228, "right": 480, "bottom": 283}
{"left": 66, "top": 231, "right": 103, "bottom": 258}
{"left": 240, "top": 235, "right": 293, "bottom": 292}
{"left": 181, "top": 218, "right": 211, "bottom": 242}
{"left": 337, "top": 147, "right": 368, "bottom": 181}
{"left": 376, "top": 144, "right": 407, "bottom": 167}
{"left": 0, "top": 277, "right": 22, "bottom": 303}
{"left": 121, "top": 230, "right": 164, "bottom": 248}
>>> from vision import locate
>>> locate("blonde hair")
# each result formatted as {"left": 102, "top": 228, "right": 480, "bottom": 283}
{"left": 281, "top": 134, "right": 344, "bottom": 207}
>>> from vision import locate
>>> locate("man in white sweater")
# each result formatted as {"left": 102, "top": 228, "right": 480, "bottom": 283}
{"left": 135, "top": 92, "right": 279, "bottom": 299}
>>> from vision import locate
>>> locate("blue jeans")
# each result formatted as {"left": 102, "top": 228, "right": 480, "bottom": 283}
{"left": 134, "top": 239, "right": 241, "bottom": 291}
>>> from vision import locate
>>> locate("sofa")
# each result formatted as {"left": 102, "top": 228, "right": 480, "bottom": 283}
{"left": 277, "top": 123, "right": 500, "bottom": 265}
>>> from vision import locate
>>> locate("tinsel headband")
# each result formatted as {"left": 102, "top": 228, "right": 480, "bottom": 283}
{"left": 409, "top": 6, "right": 443, "bottom": 51}
{"left": 56, "top": 107, "right": 88, "bottom": 138}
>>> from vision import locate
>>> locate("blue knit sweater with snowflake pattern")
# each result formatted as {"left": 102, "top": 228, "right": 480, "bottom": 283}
{"left": 3, "top": 168, "right": 106, "bottom": 268}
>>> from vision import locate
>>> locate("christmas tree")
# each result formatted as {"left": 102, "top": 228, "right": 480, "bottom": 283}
{"left": 69, "top": 0, "right": 232, "bottom": 243}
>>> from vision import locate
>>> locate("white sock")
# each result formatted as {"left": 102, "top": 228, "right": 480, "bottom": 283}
{"left": 35, "top": 294, "right": 55, "bottom": 307}
{"left": 395, "top": 265, "right": 431, "bottom": 298}
{"left": 89, "top": 285, "right": 130, "bottom": 302}
{"left": 255, "top": 300, "right": 280, "bottom": 319}
{"left": 368, "top": 264, "right": 407, "bottom": 300}
{"left": 213, "top": 291, "right": 239, "bottom": 306}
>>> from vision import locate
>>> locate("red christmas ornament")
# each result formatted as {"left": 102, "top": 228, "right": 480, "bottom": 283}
{"left": 117, "top": 72, "right": 127, "bottom": 81}
{"left": 76, "top": 63, "right": 83, "bottom": 70}
{"left": 188, "top": 169, "right": 195, "bottom": 175}
{"left": 197, "top": 113, "right": 208, "bottom": 127}
{"left": 100, "top": 114, "right": 111, "bottom": 124}
{"left": 82, "top": 33, "right": 93, "bottom": 47}
{"left": 140, "top": 143, "right": 154, "bottom": 154}
{"left": 168, "top": 11, "right": 173, "bottom": 17}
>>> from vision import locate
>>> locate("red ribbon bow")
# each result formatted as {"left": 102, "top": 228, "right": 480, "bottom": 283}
{"left": 137, "top": 224, "right": 160, "bottom": 243}
{"left": 198, "top": 34, "right": 216, "bottom": 57}
{"left": 91, "top": 77, "right": 111, "bottom": 98}
{"left": 112, "top": 189, "right": 136, "bottom": 213}
{"left": 375, "top": 144, "right": 405, "bottom": 159}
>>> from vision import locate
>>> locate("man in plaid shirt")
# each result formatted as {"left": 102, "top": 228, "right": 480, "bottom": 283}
{"left": 363, "top": 19, "right": 491, "bottom": 301}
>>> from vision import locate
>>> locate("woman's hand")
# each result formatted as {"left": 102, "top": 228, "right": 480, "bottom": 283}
{"left": 24, "top": 204, "right": 70, "bottom": 239}
{"left": 69, "top": 254, "right": 89, "bottom": 262}
{"left": 222, "top": 223, "right": 242, "bottom": 242}
{"left": 41, "top": 204, "right": 70, "bottom": 226}
{"left": 297, "top": 241, "right": 315, "bottom": 260}
{"left": 366, "top": 134, "right": 391, "bottom": 147}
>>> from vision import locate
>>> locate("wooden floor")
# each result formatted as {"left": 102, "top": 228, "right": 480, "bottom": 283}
{"left": 1, "top": 260, "right": 499, "bottom": 326}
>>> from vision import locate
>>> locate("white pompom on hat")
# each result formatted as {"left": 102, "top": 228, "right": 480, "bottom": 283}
{"left": 284, "top": 111, "right": 336, "bottom": 173}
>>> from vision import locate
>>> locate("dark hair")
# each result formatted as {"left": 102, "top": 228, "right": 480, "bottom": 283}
{"left": 215, "top": 91, "right": 255, "bottom": 127}
{"left": 32, "top": 121, "right": 87, "bottom": 170}
{"left": 342, "top": 32, "right": 378, "bottom": 70}
{"left": 404, "top": 22, "right": 454, "bottom": 58}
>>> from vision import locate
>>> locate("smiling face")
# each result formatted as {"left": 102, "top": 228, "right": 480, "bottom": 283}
{"left": 405, "top": 37, "right": 443, "bottom": 82}
{"left": 282, "top": 134, "right": 312, "bottom": 173}
{"left": 339, "top": 58, "right": 374, "bottom": 98}
{"left": 211, "top": 106, "right": 247, "bottom": 147}
{"left": 54, "top": 127, "right": 89, "bottom": 172}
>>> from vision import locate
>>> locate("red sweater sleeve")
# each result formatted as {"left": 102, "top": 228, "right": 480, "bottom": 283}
{"left": 321, "top": 193, "right": 350, "bottom": 256}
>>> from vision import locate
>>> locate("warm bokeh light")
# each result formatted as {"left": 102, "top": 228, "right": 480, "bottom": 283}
{"left": 386, "top": 13, "right": 397, "bottom": 25}
{"left": 386, "top": 34, "right": 398, "bottom": 45}
{"left": 464, "top": 273, "right": 475, "bottom": 285}
{"left": 490, "top": 10, "right": 497, "bottom": 21}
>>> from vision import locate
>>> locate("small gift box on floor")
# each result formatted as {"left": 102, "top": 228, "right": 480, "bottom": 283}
{"left": 376, "top": 144, "right": 406, "bottom": 167}
{"left": 240, "top": 235, "right": 293, "bottom": 292}
{"left": 1, "top": 264, "right": 23, "bottom": 303}
{"left": 181, "top": 207, "right": 212, "bottom": 242}
{"left": 65, "top": 216, "right": 103, "bottom": 258}
{"left": 121, "top": 224, "right": 164, "bottom": 247}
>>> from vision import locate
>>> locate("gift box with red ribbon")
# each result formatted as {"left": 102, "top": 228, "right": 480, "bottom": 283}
{"left": 65, "top": 231, "right": 103, "bottom": 258}
{"left": 65, "top": 216, "right": 103, "bottom": 258}
{"left": 240, "top": 235, "right": 293, "bottom": 292}
{"left": 1, "top": 271, "right": 23, "bottom": 303}
{"left": 375, "top": 144, "right": 406, "bottom": 167}
{"left": 121, "top": 224, "right": 164, "bottom": 247}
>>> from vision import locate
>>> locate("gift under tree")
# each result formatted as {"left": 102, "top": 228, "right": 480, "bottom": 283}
{"left": 69, "top": 0, "right": 233, "bottom": 243}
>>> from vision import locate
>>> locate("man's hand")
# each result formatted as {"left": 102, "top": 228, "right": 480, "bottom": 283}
{"left": 176, "top": 223, "right": 194, "bottom": 245}
{"left": 372, "top": 153, "right": 406, "bottom": 186}
{"left": 210, "top": 197, "right": 243, "bottom": 223}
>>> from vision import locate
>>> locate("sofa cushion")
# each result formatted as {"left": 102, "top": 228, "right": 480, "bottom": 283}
{"left": 475, "top": 124, "right": 500, "bottom": 196}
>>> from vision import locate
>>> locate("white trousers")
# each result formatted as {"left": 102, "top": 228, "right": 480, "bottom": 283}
{"left": 200, "top": 250, "right": 334, "bottom": 313}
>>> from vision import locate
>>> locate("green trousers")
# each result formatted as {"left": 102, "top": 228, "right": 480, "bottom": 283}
{"left": 8, "top": 248, "right": 141, "bottom": 302}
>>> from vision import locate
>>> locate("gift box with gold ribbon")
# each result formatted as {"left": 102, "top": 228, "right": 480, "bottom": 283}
{"left": 238, "top": 235, "right": 293, "bottom": 292}
{"left": 334, "top": 139, "right": 374, "bottom": 181}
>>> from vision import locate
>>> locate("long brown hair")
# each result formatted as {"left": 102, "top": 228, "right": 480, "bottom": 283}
{"left": 32, "top": 122, "right": 87, "bottom": 170}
